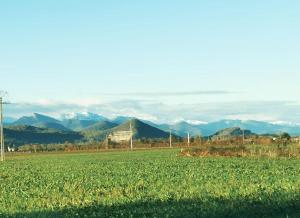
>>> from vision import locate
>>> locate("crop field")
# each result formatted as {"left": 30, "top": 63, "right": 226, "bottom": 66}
{"left": 0, "top": 149, "right": 300, "bottom": 217}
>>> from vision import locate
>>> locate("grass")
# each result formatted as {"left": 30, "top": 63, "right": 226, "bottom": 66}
{"left": 0, "top": 149, "right": 300, "bottom": 217}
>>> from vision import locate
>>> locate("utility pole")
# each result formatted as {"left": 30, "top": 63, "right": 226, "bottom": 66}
{"left": 187, "top": 132, "right": 190, "bottom": 147}
{"left": 199, "top": 134, "right": 202, "bottom": 146}
{"left": 130, "top": 120, "right": 133, "bottom": 150}
{"left": 0, "top": 97, "right": 4, "bottom": 162}
{"left": 105, "top": 134, "right": 109, "bottom": 150}
{"left": 169, "top": 129, "right": 172, "bottom": 148}
{"left": 242, "top": 129, "right": 245, "bottom": 145}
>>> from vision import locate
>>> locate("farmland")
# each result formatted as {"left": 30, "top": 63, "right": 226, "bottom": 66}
{"left": 0, "top": 149, "right": 300, "bottom": 217}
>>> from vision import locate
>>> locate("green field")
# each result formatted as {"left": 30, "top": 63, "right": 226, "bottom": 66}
{"left": 0, "top": 149, "right": 300, "bottom": 217}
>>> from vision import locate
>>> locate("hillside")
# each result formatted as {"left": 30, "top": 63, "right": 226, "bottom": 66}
{"left": 4, "top": 125, "right": 83, "bottom": 146}
{"left": 33, "top": 122, "right": 70, "bottom": 131}
{"left": 83, "top": 120, "right": 118, "bottom": 132}
{"left": 82, "top": 121, "right": 118, "bottom": 140}
{"left": 210, "top": 127, "right": 256, "bottom": 141}
{"left": 117, "top": 119, "right": 170, "bottom": 139}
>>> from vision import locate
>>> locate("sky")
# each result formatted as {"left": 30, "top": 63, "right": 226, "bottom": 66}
{"left": 1, "top": 0, "right": 300, "bottom": 123}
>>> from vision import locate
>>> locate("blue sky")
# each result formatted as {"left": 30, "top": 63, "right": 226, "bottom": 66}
{"left": 1, "top": 0, "right": 300, "bottom": 123}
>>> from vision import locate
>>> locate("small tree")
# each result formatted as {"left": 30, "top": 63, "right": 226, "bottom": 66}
{"left": 277, "top": 132, "right": 291, "bottom": 147}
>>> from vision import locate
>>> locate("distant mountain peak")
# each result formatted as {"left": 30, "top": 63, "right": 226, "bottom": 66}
{"left": 13, "top": 113, "right": 60, "bottom": 126}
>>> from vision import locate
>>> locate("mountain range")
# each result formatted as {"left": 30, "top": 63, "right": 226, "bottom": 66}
{"left": 7, "top": 113, "right": 300, "bottom": 136}
{"left": 3, "top": 112, "right": 300, "bottom": 146}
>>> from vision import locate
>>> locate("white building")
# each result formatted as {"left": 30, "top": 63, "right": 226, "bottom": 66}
{"left": 7, "top": 147, "right": 15, "bottom": 152}
{"left": 108, "top": 131, "right": 132, "bottom": 143}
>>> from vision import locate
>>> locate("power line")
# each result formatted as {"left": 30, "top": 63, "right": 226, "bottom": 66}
{"left": 0, "top": 91, "right": 11, "bottom": 162}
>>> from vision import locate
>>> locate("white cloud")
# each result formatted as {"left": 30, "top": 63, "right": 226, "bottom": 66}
{"left": 225, "top": 114, "right": 276, "bottom": 122}
{"left": 269, "top": 121, "right": 300, "bottom": 126}
{"left": 186, "top": 120, "right": 208, "bottom": 125}
{"left": 173, "top": 118, "right": 208, "bottom": 125}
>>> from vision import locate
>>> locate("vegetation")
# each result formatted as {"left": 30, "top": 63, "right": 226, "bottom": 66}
{"left": 181, "top": 143, "right": 300, "bottom": 158}
{"left": 0, "top": 149, "right": 299, "bottom": 217}
{"left": 16, "top": 139, "right": 172, "bottom": 152}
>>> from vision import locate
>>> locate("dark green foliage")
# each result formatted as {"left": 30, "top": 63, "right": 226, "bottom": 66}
{"left": 277, "top": 132, "right": 292, "bottom": 147}
{"left": 279, "top": 132, "right": 291, "bottom": 141}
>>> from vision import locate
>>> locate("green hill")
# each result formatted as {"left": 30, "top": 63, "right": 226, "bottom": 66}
{"left": 83, "top": 119, "right": 171, "bottom": 141}
{"left": 4, "top": 125, "right": 83, "bottom": 146}
{"left": 210, "top": 127, "right": 255, "bottom": 141}
{"left": 116, "top": 119, "right": 170, "bottom": 139}
{"left": 82, "top": 121, "right": 118, "bottom": 140}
